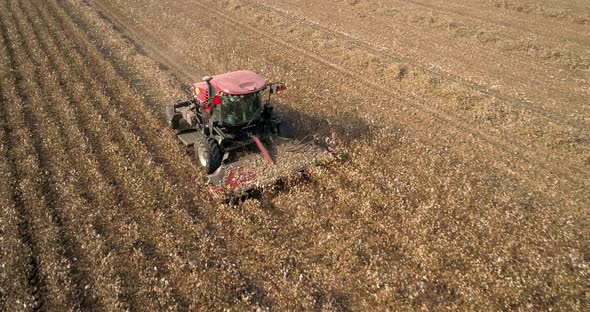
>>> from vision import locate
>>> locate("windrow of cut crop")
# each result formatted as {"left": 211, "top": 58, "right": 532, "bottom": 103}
{"left": 32, "top": 0, "right": 261, "bottom": 308}
{"left": 8, "top": 0, "right": 141, "bottom": 309}
{"left": 3, "top": 0, "right": 127, "bottom": 308}
{"left": 17, "top": 0, "right": 202, "bottom": 309}
{"left": 484, "top": 0, "right": 590, "bottom": 24}
{"left": 0, "top": 21, "right": 36, "bottom": 312}
{"left": 0, "top": 1, "right": 79, "bottom": 309}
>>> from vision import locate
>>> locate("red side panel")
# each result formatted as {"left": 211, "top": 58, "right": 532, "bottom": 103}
{"left": 192, "top": 82, "right": 208, "bottom": 103}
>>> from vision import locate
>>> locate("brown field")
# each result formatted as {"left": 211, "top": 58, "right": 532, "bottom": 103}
{"left": 0, "top": 0, "right": 588, "bottom": 310}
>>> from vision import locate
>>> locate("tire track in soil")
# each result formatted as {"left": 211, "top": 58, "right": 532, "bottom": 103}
{"left": 192, "top": 0, "right": 590, "bottom": 188}
{"left": 483, "top": 0, "right": 590, "bottom": 25}
{"left": 244, "top": 0, "right": 588, "bottom": 133}
{"left": 394, "top": 0, "right": 589, "bottom": 47}
{"left": 44, "top": 0, "right": 274, "bottom": 308}
{"left": 97, "top": 0, "right": 587, "bottom": 193}
{"left": 246, "top": 0, "right": 590, "bottom": 132}
{"left": 4, "top": 0, "right": 109, "bottom": 309}
{"left": 0, "top": 31, "right": 44, "bottom": 311}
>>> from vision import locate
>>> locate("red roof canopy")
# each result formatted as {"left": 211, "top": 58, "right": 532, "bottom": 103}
{"left": 193, "top": 70, "right": 267, "bottom": 97}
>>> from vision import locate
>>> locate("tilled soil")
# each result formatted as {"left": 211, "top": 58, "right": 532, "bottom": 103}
{"left": 0, "top": 0, "right": 588, "bottom": 310}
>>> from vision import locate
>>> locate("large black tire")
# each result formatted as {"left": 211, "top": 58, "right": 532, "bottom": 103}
{"left": 277, "top": 117, "right": 294, "bottom": 139}
{"left": 195, "top": 138, "right": 222, "bottom": 174}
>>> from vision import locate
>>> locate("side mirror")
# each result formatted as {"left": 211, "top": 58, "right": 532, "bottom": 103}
{"left": 270, "top": 83, "right": 286, "bottom": 94}
{"left": 211, "top": 95, "right": 222, "bottom": 105}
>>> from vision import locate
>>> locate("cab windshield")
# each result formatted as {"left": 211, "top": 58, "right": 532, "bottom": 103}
{"left": 212, "top": 92, "right": 261, "bottom": 126}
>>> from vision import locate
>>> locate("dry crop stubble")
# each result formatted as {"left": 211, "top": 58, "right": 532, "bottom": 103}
{"left": 0, "top": 22, "right": 36, "bottom": 312}
{"left": 0, "top": 0, "right": 588, "bottom": 310}
{"left": 0, "top": 1, "right": 78, "bottom": 309}
{"left": 31, "top": 1, "right": 231, "bottom": 309}
{"left": 96, "top": 0, "right": 588, "bottom": 308}
{"left": 7, "top": 0, "right": 121, "bottom": 308}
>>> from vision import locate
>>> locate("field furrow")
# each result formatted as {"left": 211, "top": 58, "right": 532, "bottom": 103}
{"left": 0, "top": 0, "right": 587, "bottom": 309}
{"left": 0, "top": 1, "right": 78, "bottom": 309}
{"left": 25, "top": 1, "right": 202, "bottom": 309}
{"left": 0, "top": 26, "right": 36, "bottom": 312}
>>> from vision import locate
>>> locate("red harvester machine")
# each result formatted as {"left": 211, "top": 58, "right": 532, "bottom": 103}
{"left": 166, "top": 70, "right": 330, "bottom": 199}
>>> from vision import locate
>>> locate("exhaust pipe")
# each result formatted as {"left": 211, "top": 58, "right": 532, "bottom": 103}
{"left": 202, "top": 76, "right": 213, "bottom": 105}
{"left": 202, "top": 76, "right": 214, "bottom": 136}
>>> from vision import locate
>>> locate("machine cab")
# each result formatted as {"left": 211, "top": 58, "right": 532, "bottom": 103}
{"left": 192, "top": 70, "right": 269, "bottom": 127}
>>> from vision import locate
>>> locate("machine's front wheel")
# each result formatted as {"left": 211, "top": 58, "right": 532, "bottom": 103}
{"left": 196, "top": 138, "right": 222, "bottom": 174}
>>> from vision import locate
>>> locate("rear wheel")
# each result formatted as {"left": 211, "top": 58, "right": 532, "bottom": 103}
{"left": 196, "top": 138, "right": 222, "bottom": 174}
{"left": 277, "top": 117, "right": 294, "bottom": 139}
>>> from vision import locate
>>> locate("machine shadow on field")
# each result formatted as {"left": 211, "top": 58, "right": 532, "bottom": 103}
{"left": 277, "top": 105, "right": 376, "bottom": 144}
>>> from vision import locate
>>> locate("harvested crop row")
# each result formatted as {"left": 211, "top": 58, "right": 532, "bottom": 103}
{"left": 24, "top": 1, "right": 207, "bottom": 309}
{"left": 10, "top": 0, "right": 152, "bottom": 309}
{"left": 6, "top": 2, "right": 109, "bottom": 310}
{"left": 0, "top": 1, "right": 79, "bottom": 309}
{"left": 0, "top": 25, "right": 35, "bottom": 312}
